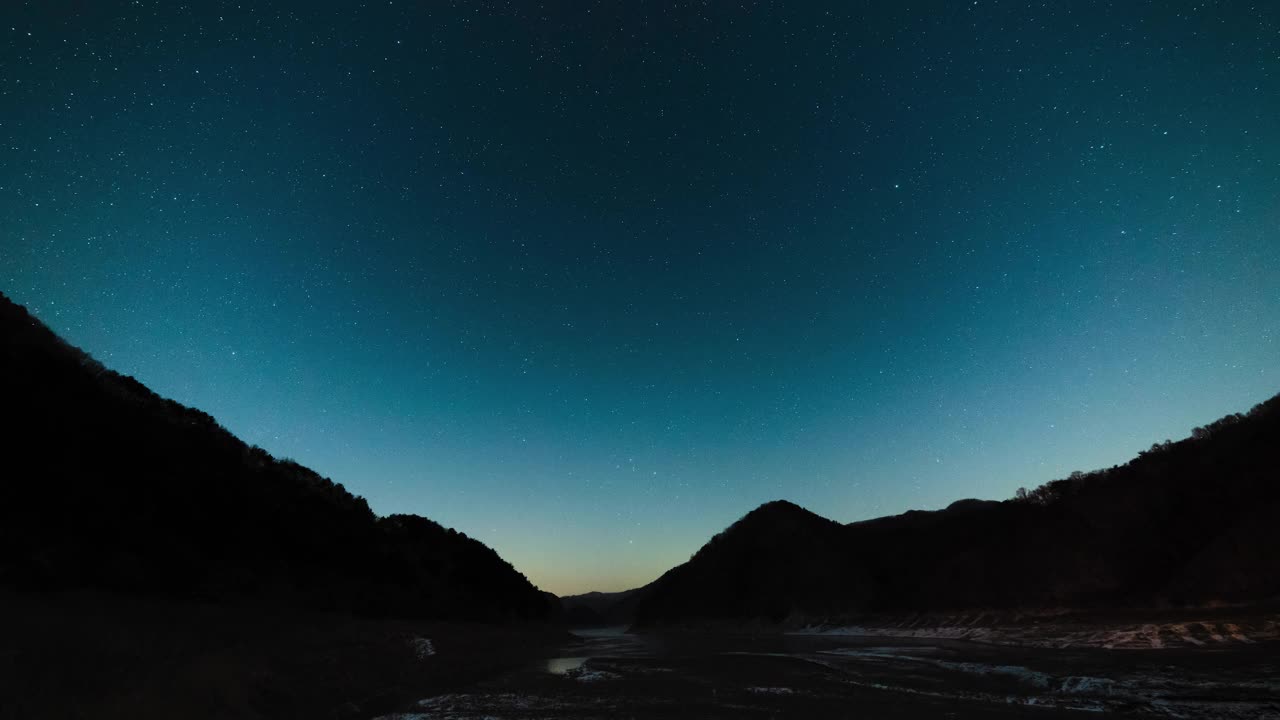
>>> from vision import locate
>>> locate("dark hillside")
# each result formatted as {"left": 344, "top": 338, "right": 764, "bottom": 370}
{"left": 636, "top": 394, "right": 1280, "bottom": 625}
{"left": 637, "top": 500, "right": 874, "bottom": 624}
{"left": 560, "top": 588, "right": 645, "bottom": 626}
{"left": 0, "top": 292, "right": 553, "bottom": 622}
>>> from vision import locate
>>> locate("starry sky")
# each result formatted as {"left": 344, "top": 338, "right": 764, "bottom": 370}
{"left": 3, "top": 1, "right": 1279, "bottom": 595}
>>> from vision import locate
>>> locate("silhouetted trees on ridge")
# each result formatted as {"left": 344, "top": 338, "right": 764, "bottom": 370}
{"left": 1012, "top": 395, "right": 1279, "bottom": 508}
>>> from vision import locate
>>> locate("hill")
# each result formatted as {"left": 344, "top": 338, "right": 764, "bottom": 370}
{"left": 0, "top": 292, "right": 554, "bottom": 622}
{"left": 635, "top": 394, "right": 1280, "bottom": 626}
{"left": 559, "top": 588, "right": 646, "bottom": 627}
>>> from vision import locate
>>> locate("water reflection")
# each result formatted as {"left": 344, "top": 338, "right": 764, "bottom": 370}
{"left": 537, "top": 626, "right": 654, "bottom": 675}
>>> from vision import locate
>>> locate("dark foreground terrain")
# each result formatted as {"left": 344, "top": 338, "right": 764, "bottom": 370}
{"left": 0, "top": 591, "right": 565, "bottom": 720}
{"left": 7, "top": 600, "right": 1276, "bottom": 719}
{"left": 373, "top": 623, "right": 1280, "bottom": 720}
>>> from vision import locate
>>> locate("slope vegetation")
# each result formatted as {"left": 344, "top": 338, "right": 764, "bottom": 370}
{"left": 0, "top": 292, "right": 553, "bottom": 622}
{"left": 636, "top": 393, "right": 1280, "bottom": 625}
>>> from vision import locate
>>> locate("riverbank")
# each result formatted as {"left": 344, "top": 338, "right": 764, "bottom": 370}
{"left": 375, "top": 625, "right": 1280, "bottom": 719}
{"left": 792, "top": 605, "right": 1280, "bottom": 650}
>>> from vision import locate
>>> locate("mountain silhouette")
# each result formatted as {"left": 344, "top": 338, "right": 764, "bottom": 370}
{"left": 0, "top": 292, "right": 554, "bottom": 622}
{"left": 634, "top": 501, "right": 873, "bottom": 625}
{"left": 634, "top": 394, "right": 1280, "bottom": 626}
{"left": 559, "top": 588, "right": 645, "bottom": 627}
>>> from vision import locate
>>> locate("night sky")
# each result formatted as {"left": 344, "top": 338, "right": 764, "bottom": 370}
{"left": 3, "top": 2, "right": 1278, "bottom": 595}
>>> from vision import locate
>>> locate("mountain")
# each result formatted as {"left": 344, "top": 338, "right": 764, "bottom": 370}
{"left": 559, "top": 588, "right": 645, "bottom": 626}
{"left": 635, "top": 501, "right": 874, "bottom": 625}
{"left": 562, "top": 501, "right": 863, "bottom": 627}
{"left": 0, "top": 292, "right": 554, "bottom": 622}
{"left": 635, "top": 394, "right": 1280, "bottom": 626}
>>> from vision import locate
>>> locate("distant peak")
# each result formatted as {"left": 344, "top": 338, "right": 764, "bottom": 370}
{"left": 741, "top": 499, "right": 832, "bottom": 524}
{"left": 751, "top": 499, "right": 806, "bottom": 514}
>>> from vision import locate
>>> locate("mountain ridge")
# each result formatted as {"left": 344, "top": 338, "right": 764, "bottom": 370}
{"left": 570, "top": 395, "right": 1280, "bottom": 627}
{"left": 0, "top": 291, "right": 555, "bottom": 622}
{"left": 631, "top": 391, "right": 1280, "bottom": 626}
